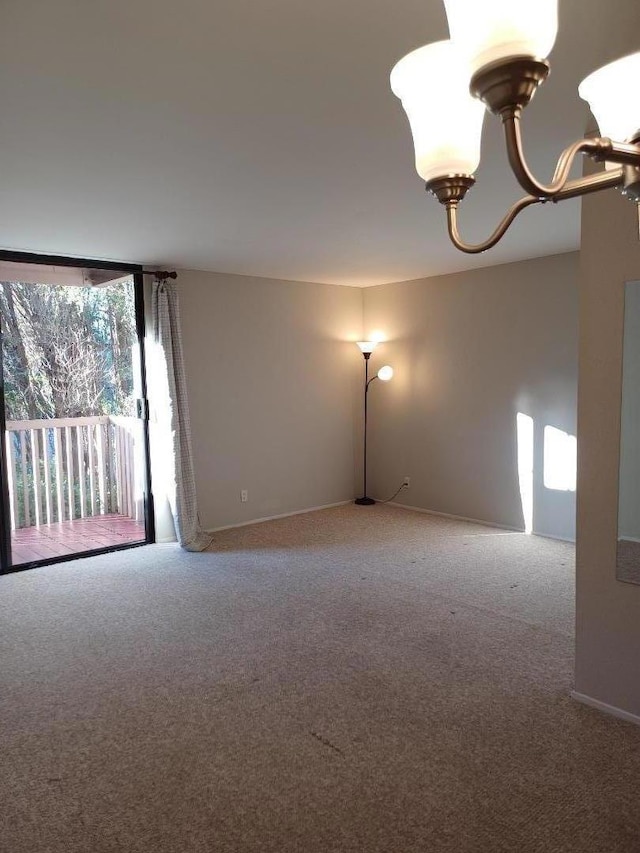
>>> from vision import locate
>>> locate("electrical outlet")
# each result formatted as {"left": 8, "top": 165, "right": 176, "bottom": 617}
{"left": 241, "top": 489, "right": 248, "bottom": 503}
{"left": 403, "top": 477, "right": 411, "bottom": 488}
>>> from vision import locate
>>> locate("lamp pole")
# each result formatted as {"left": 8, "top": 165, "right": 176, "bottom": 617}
{"left": 354, "top": 342, "right": 393, "bottom": 506}
{"left": 355, "top": 351, "right": 376, "bottom": 506}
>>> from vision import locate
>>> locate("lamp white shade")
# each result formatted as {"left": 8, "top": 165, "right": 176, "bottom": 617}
{"left": 356, "top": 341, "right": 378, "bottom": 354}
{"left": 579, "top": 52, "right": 640, "bottom": 144}
{"left": 444, "top": 0, "right": 558, "bottom": 75}
{"left": 377, "top": 365, "right": 394, "bottom": 382}
{"left": 390, "top": 41, "right": 485, "bottom": 182}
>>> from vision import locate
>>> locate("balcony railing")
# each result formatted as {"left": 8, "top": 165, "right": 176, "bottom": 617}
{"left": 4, "top": 415, "right": 143, "bottom": 531}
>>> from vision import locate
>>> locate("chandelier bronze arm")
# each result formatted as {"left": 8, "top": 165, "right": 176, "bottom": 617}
{"left": 502, "top": 110, "right": 613, "bottom": 199}
{"left": 446, "top": 194, "right": 538, "bottom": 254}
{"left": 445, "top": 168, "right": 624, "bottom": 254}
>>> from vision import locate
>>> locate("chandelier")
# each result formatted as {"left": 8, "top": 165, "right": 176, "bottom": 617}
{"left": 390, "top": 0, "right": 640, "bottom": 253}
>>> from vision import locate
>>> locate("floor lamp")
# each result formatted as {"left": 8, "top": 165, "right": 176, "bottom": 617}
{"left": 355, "top": 341, "right": 393, "bottom": 506}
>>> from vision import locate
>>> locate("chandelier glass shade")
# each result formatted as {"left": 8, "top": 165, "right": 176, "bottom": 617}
{"left": 390, "top": 41, "right": 485, "bottom": 182}
{"left": 443, "top": 0, "right": 558, "bottom": 74}
{"left": 578, "top": 52, "right": 640, "bottom": 145}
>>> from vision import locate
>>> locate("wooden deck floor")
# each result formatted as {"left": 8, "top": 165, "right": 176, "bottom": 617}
{"left": 10, "top": 514, "right": 146, "bottom": 565}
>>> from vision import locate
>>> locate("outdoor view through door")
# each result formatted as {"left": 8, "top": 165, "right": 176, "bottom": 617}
{"left": 0, "top": 257, "right": 153, "bottom": 571}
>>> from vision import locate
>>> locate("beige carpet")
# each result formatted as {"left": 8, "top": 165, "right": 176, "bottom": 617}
{"left": 617, "top": 538, "right": 640, "bottom": 585}
{"left": 1, "top": 504, "right": 640, "bottom": 852}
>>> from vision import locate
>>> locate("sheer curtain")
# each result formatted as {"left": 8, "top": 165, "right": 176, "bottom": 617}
{"left": 149, "top": 278, "right": 212, "bottom": 552}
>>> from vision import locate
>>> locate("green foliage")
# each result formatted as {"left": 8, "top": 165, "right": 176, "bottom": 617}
{"left": 0, "top": 280, "right": 137, "bottom": 420}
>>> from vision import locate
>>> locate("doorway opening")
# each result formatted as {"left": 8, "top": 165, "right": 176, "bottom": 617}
{"left": 0, "top": 253, "right": 154, "bottom": 572}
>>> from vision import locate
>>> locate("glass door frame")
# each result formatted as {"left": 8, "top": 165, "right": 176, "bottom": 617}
{"left": 0, "top": 249, "right": 155, "bottom": 574}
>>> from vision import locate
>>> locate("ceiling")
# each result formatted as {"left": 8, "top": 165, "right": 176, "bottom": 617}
{"left": 0, "top": 0, "right": 638, "bottom": 287}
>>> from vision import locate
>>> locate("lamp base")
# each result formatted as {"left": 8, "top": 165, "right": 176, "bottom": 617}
{"left": 354, "top": 496, "right": 376, "bottom": 506}
{"left": 470, "top": 56, "right": 550, "bottom": 117}
{"left": 622, "top": 163, "right": 640, "bottom": 203}
{"left": 426, "top": 174, "right": 476, "bottom": 205}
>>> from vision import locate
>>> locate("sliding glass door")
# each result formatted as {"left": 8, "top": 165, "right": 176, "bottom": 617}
{"left": 0, "top": 253, "right": 154, "bottom": 572}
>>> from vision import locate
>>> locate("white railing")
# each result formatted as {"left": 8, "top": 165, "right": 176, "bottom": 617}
{"left": 4, "top": 415, "right": 144, "bottom": 531}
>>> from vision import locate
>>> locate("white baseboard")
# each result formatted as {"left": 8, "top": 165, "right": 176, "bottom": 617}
{"left": 534, "top": 531, "right": 576, "bottom": 544}
{"left": 571, "top": 691, "right": 640, "bottom": 726}
{"left": 208, "top": 500, "right": 350, "bottom": 533}
{"left": 387, "top": 502, "right": 524, "bottom": 534}
{"left": 387, "top": 501, "right": 576, "bottom": 543}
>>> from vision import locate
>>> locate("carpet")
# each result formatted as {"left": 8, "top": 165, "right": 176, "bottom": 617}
{"left": 1, "top": 504, "right": 639, "bottom": 852}
{"left": 617, "top": 538, "right": 640, "bottom": 585}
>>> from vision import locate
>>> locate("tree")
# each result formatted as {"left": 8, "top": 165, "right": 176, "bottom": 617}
{"left": 0, "top": 280, "right": 137, "bottom": 421}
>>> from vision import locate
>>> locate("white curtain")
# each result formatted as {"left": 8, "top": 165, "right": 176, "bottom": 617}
{"left": 150, "top": 278, "right": 212, "bottom": 552}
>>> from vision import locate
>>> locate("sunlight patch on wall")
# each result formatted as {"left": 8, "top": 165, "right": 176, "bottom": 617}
{"left": 543, "top": 426, "right": 577, "bottom": 492}
{"left": 516, "top": 413, "right": 534, "bottom": 534}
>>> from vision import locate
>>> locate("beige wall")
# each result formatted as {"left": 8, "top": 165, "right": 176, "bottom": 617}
{"left": 575, "top": 168, "right": 640, "bottom": 715}
{"left": 362, "top": 253, "right": 579, "bottom": 539}
{"left": 176, "top": 269, "right": 363, "bottom": 530}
